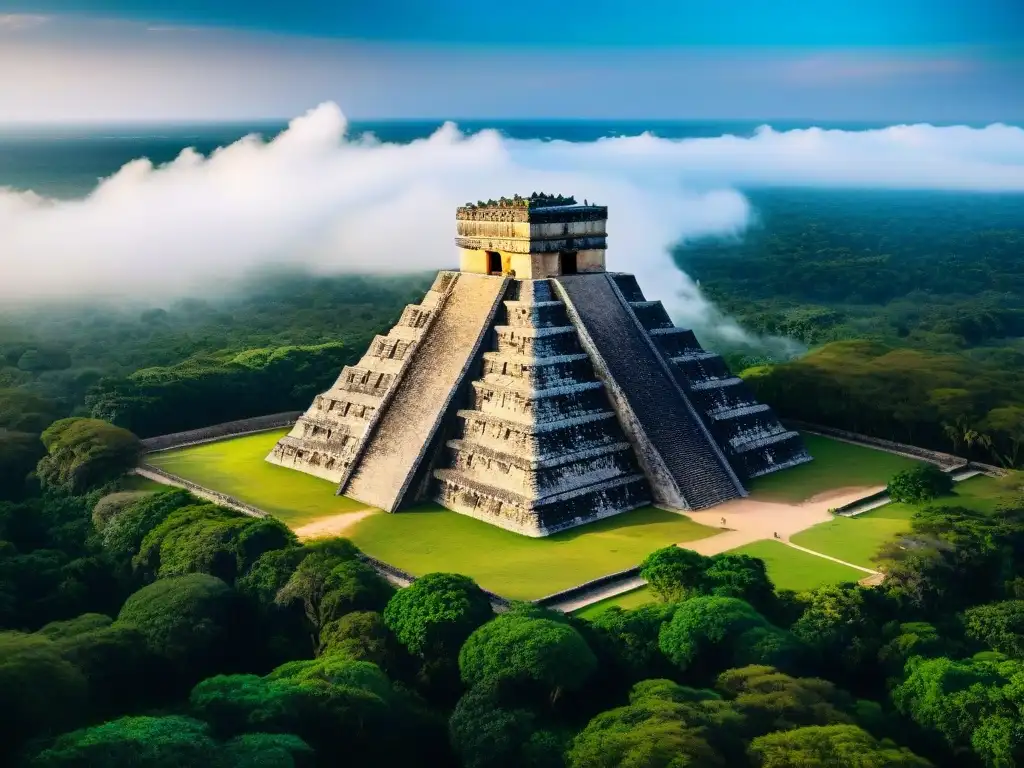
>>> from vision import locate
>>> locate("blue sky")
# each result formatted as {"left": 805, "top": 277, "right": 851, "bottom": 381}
{"left": 16, "top": 0, "right": 1024, "bottom": 45}
{"left": 1, "top": 1, "right": 1022, "bottom": 122}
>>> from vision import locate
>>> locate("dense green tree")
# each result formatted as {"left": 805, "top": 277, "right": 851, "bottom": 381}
{"left": 47, "top": 619, "right": 157, "bottom": 718}
{"left": 715, "top": 666, "right": 855, "bottom": 735}
{"left": 30, "top": 715, "right": 220, "bottom": 768}
{"left": 449, "top": 685, "right": 563, "bottom": 768}
{"left": 459, "top": 613, "right": 597, "bottom": 703}
{"left": 567, "top": 679, "right": 733, "bottom": 768}
{"left": 0, "top": 632, "right": 87, "bottom": 762}
{"left": 704, "top": 553, "right": 777, "bottom": 612}
{"left": 87, "top": 343, "right": 354, "bottom": 438}
{"left": 99, "top": 488, "right": 195, "bottom": 564}
{"left": 879, "top": 504, "right": 1024, "bottom": 613}
{"left": 274, "top": 542, "right": 367, "bottom": 649}
{"left": 37, "top": 418, "right": 140, "bottom": 493}
{"left": 0, "top": 429, "right": 45, "bottom": 500}
{"left": 887, "top": 465, "right": 954, "bottom": 504}
{"left": 237, "top": 546, "right": 306, "bottom": 606}
{"left": 658, "top": 596, "right": 801, "bottom": 677}
{"left": 748, "top": 724, "right": 932, "bottom": 767}
{"left": 116, "top": 573, "right": 243, "bottom": 686}
{"left": 639, "top": 548, "right": 778, "bottom": 612}
{"left": 383, "top": 572, "right": 494, "bottom": 659}
{"left": 36, "top": 612, "right": 114, "bottom": 640}
{"left": 587, "top": 602, "right": 676, "bottom": 681}
{"left": 318, "top": 610, "right": 401, "bottom": 669}
{"left": 639, "top": 546, "right": 711, "bottom": 602}
{"left": 964, "top": 601, "right": 1024, "bottom": 658}
{"left": 192, "top": 655, "right": 448, "bottom": 767}
{"left": 133, "top": 502, "right": 294, "bottom": 583}
{"left": 790, "top": 583, "right": 892, "bottom": 688}
{"left": 320, "top": 559, "right": 395, "bottom": 623}
{"left": 91, "top": 490, "right": 153, "bottom": 532}
{"left": 892, "top": 654, "right": 1024, "bottom": 767}
{"left": 877, "top": 621, "right": 953, "bottom": 676}
{"left": 220, "top": 733, "right": 314, "bottom": 768}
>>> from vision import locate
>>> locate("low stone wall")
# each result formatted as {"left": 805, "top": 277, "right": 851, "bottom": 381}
{"left": 359, "top": 554, "right": 510, "bottom": 609}
{"left": 783, "top": 420, "right": 968, "bottom": 470}
{"left": 141, "top": 412, "right": 302, "bottom": 453}
{"left": 133, "top": 466, "right": 269, "bottom": 518}
{"left": 832, "top": 489, "right": 890, "bottom": 516}
{"left": 534, "top": 565, "right": 642, "bottom": 608}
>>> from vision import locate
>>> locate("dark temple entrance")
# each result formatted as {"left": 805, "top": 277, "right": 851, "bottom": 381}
{"left": 486, "top": 251, "right": 502, "bottom": 274}
{"left": 559, "top": 251, "right": 578, "bottom": 275}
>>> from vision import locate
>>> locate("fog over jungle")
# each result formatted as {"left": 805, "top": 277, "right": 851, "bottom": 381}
{"left": 2, "top": 102, "right": 1024, "bottom": 350}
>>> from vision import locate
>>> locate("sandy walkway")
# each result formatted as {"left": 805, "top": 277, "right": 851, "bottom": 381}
{"left": 681, "top": 485, "right": 885, "bottom": 556}
{"left": 293, "top": 510, "right": 376, "bottom": 540}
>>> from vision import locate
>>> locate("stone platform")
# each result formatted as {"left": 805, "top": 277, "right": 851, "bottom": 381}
{"left": 268, "top": 271, "right": 810, "bottom": 536}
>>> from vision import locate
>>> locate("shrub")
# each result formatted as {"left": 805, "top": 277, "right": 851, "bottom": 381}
{"left": 887, "top": 464, "right": 954, "bottom": 504}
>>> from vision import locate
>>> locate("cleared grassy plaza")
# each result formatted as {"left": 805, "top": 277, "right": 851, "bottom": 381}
{"left": 148, "top": 430, "right": 367, "bottom": 527}
{"left": 791, "top": 474, "right": 1017, "bottom": 569}
{"left": 147, "top": 428, "right": 720, "bottom": 599}
{"left": 747, "top": 432, "right": 920, "bottom": 503}
{"left": 145, "top": 426, "right": 967, "bottom": 601}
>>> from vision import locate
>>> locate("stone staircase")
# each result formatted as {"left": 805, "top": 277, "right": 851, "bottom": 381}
{"left": 265, "top": 271, "right": 457, "bottom": 482}
{"left": 338, "top": 272, "right": 511, "bottom": 510}
{"left": 433, "top": 278, "right": 650, "bottom": 536}
{"left": 609, "top": 273, "right": 811, "bottom": 480}
{"left": 555, "top": 273, "right": 744, "bottom": 509}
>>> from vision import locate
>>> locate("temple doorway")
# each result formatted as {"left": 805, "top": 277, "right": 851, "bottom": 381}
{"left": 486, "top": 251, "right": 502, "bottom": 274}
{"left": 559, "top": 251, "right": 578, "bottom": 275}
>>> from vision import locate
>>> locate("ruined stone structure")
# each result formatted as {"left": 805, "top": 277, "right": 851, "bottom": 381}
{"left": 268, "top": 195, "right": 811, "bottom": 536}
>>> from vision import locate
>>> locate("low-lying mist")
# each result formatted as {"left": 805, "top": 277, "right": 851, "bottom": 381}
{"left": 2, "top": 103, "right": 1023, "bottom": 355}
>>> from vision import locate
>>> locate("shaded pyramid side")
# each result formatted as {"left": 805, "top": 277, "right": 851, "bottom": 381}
{"left": 433, "top": 279, "right": 651, "bottom": 536}
{"left": 608, "top": 274, "right": 812, "bottom": 480}
{"left": 266, "top": 271, "right": 459, "bottom": 483}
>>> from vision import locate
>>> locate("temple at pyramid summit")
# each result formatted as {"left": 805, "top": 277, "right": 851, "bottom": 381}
{"left": 267, "top": 193, "right": 811, "bottom": 536}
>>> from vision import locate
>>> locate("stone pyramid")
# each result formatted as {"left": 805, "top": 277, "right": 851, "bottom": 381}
{"left": 268, "top": 195, "right": 811, "bottom": 536}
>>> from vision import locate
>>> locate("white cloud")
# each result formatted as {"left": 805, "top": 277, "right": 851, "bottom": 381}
{"left": 2, "top": 102, "right": 1024, "bottom": 351}
{"left": 0, "top": 14, "right": 50, "bottom": 32}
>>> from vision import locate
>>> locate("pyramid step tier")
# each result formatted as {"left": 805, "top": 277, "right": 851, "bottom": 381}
{"left": 554, "top": 273, "right": 744, "bottom": 509}
{"left": 444, "top": 442, "right": 641, "bottom": 499}
{"left": 435, "top": 470, "right": 650, "bottom": 536}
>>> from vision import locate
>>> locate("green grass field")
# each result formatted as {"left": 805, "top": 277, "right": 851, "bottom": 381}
{"left": 147, "top": 430, "right": 368, "bottom": 527}
{"left": 573, "top": 538, "right": 869, "bottom": 618}
{"left": 573, "top": 586, "right": 656, "bottom": 620}
{"left": 747, "top": 433, "right": 922, "bottom": 503}
{"left": 349, "top": 504, "right": 717, "bottom": 600}
{"left": 120, "top": 475, "right": 166, "bottom": 492}
{"left": 732, "top": 540, "right": 867, "bottom": 591}
{"left": 144, "top": 429, "right": 720, "bottom": 599}
{"left": 142, "top": 427, "right": 945, "bottom": 600}
{"left": 790, "top": 474, "right": 1017, "bottom": 569}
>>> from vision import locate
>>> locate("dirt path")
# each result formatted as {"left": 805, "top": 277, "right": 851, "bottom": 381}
{"left": 681, "top": 485, "right": 884, "bottom": 555}
{"left": 293, "top": 510, "right": 376, "bottom": 541}
{"left": 546, "top": 487, "right": 886, "bottom": 613}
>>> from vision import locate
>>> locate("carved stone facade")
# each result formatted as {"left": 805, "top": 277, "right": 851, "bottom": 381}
{"left": 268, "top": 199, "right": 811, "bottom": 536}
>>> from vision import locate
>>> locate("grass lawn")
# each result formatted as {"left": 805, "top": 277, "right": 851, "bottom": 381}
{"left": 573, "top": 586, "right": 656, "bottom": 620}
{"left": 349, "top": 504, "right": 718, "bottom": 600}
{"left": 146, "top": 429, "right": 368, "bottom": 527}
{"left": 747, "top": 433, "right": 922, "bottom": 504}
{"left": 120, "top": 474, "right": 166, "bottom": 492}
{"left": 790, "top": 474, "right": 1016, "bottom": 569}
{"left": 143, "top": 429, "right": 720, "bottom": 600}
{"left": 731, "top": 540, "right": 868, "bottom": 592}
{"left": 573, "top": 535, "right": 873, "bottom": 618}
